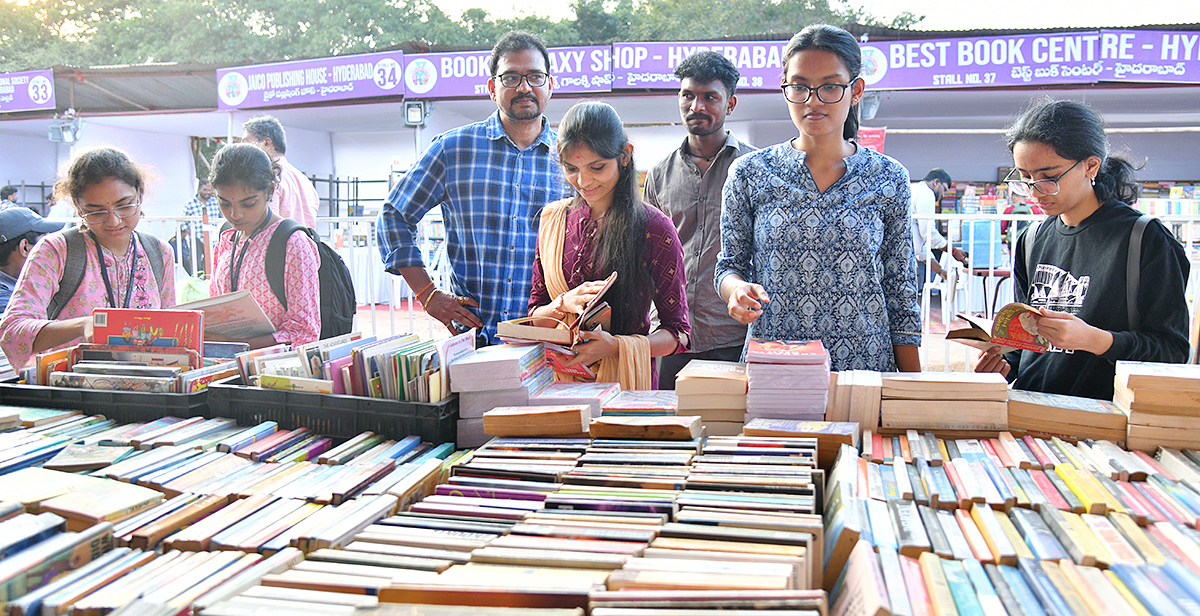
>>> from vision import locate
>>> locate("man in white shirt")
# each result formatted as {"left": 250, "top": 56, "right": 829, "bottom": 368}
{"left": 911, "top": 168, "right": 968, "bottom": 291}
{"left": 242, "top": 116, "right": 320, "bottom": 228}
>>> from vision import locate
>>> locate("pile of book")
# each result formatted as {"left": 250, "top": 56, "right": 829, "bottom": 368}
{"left": 744, "top": 339, "right": 830, "bottom": 423}
{"left": 822, "top": 425, "right": 1200, "bottom": 616}
{"left": 600, "top": 390, "right": 677, "bottom": 416}
{"left": 451, "top": 343, "right": 555, "bottom": 448}
{"left": 228, "top": 423, "right": 828, "bottom": 611}
{"left": 674, "top": 360, "right": 748, "bottom": 436}
{"left": 1008, "top": 389, "right": 1128, "bottom": 444}
{"left": 1114, "top": 360, "right": 1200, "bottom": 451}
{"left": 880, "top": 372, "right": 1008, "bottom": 433}
{"left": 530, "top": 381, "right": 621, "bottom": 419}
{"left": 825, "top": 370, "right": 882, "bottom": 433}
{"left": 742, "top": 417, "right": 859, "bottom": 471}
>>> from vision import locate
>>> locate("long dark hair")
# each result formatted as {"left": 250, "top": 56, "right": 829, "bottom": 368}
{"left": 556, "top": 101, "right": 651, "bottom": 335}
{"left": 1005, "top": 99, "right": 1141, "bottom": 207}
{"left": 208, "top": 143, "right": 280, "bottom": 194}
{"left": 785, "top": 24, "right": 862, "bottom": 141}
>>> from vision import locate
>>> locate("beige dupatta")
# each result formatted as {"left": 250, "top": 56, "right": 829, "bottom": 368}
{"left": 538, "top": 198, "right": 651, "bottom": 390}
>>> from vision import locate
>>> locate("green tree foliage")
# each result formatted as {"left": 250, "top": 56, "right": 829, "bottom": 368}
{"left": 0, "top": 0, "right": 920, "bottom": 71}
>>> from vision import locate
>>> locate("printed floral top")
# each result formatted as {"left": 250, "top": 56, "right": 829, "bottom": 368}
{"left": 0, "top": 230, "right": 176, "bottom": 370}
{"left": 715, "top": 142, "right": 921, "bottom": 372}
{"left": 210, "top": 219, "right": 321, "bottom": 345}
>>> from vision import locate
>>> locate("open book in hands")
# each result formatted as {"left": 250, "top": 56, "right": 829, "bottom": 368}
{"left": 176, "top": 290, "right": 276, "bottom": 340}
{"left": 497, "top": 272, "right": 617, "bottom": 379}
{"left": 947, "top": 302, "right": 1049, "bottom": 353}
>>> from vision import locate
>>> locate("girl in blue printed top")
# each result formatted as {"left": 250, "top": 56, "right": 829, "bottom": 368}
{"left": 974, "top": 99, "right": 1190, "bottom": 400}
{"left": 715, "top": 24, "right": 921, "bottom": 372}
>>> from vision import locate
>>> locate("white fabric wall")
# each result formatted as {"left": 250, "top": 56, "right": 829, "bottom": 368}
{"left": 70, "top": 122, "right": 195, "bottom": 218}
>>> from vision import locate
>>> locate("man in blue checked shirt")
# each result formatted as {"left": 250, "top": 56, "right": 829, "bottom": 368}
{"left": 377, "top": 31, "right": 572, "bottom": 343}
{"left": 179, "top": 178, "right": 222, "bottom": 275}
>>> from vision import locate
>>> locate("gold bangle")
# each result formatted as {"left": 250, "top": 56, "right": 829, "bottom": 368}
{"left": 414, "top": 281, "right": 435, "bottom": 301}
{"left": 419, "top": 286, "right": 439, "bottom": 305}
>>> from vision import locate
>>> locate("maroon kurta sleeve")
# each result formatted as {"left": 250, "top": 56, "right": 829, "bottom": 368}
{"left": 643, "top": 205, "right": 691, "bottom": 350}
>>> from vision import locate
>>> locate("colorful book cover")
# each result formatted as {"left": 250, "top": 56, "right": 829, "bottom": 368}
{"left": 259, "top": 374, "right": 334, "bottom": 394}
{"left": 92, "top": 308, "right": 203, "bottom": 354}
{"left": 745, "top": 338, "right": 828, "bottom": 365}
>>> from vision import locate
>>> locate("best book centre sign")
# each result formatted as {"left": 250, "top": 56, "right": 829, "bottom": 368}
{"left": 214, "top": 29, "right": 1200, "bottom": 110}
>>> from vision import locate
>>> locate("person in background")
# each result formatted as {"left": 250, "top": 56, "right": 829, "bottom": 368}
{"left": 0, "top": 147, "right": 176, "bottom": 370}
{"left": 377, "top": 30, "right": 573, "bottom": 344}
{"left": 0, "top": 186, "right": 19, "bottom": 210}
{"left": 716, "top": 24, "right": 921, "bottom": 373}
{"left": 177, "top": 178, "right": 222, "bottom": 276}
{"left": 911, "top": 168, "right": 969, "bottom": 290}
{"left": 0, "top": 209, "right": 64, "bottom": 312}
{"left": 207, "top": 143, "right": 321, "bottom": 348}
{"left": 645, "top": 50, "right": 755, "bottom": 390}
{"left": 973, "top": 99, "right": 1190, "bottom": 400}
{"left": 1000, "top": 195, "right": 1043, "bottom": 247}
{"left": 528, "top": 101, "right": 690, "bottom": 390}
{"left": 241, "top": 115, "right": 320, "bottom": 228}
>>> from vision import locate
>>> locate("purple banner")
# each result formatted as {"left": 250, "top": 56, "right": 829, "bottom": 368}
{"left": 217, "top": 51, "right": 405, "bottom": 110}
{"left": 612, "top": 41, "right": 788, "bottom": 90}
{"left": 0, "top": 69, "right": 55, "bottom": 113}
{"left": 1100, "top": 30, "right": 1200, "bottom": 83}
{"left": 860, "top": 30, "right": 1200, "bottom": 90}
{"left": 403, "top": 45, "right": 611, "bottom": 99}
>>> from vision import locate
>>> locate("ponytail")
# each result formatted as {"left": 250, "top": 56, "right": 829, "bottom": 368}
{"left": 1093, "top": 153, "right": 1141, "bottom": 207}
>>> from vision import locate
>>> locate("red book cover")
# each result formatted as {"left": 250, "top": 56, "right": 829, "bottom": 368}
{"left": 92, "top": 308, "right": 204, "bottom": 358}
{"left": 745, "top": 338, "right": 828, "bottom": 364}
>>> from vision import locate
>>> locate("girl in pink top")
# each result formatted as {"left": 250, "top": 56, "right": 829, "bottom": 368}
{"left": 0, "top": 148, "right": 176, "bottom": 370}
{"left": 207, "top": 143, "right": 321, "bottom": 348}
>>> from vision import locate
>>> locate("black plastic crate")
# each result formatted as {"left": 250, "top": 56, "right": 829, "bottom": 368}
{"left": 0, "top": 381, "right": 212, "bottom": 424}
{"left": 207, "top": 379, "right": 458, "bottom": 445}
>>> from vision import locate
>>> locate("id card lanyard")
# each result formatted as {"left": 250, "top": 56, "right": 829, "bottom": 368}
{"left": 91, "top": 231, "right": 139, "bottom": 308}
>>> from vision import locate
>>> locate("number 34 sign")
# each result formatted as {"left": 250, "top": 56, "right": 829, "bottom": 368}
{"left": 0, "top": 69, "right": 56, "bottom": 113}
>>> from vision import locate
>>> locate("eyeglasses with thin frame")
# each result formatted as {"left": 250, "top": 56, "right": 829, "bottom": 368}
{"left": 81, "top": 202, "right": 140, "bottom": 225}
{"left": 1004, "top": 160, "right": 1083, "bottom": 197}
{"left": 495, "top": 72, "right": 549, "bottom": 88}
{"left": 781, "top": 82, "right": 851, "bottom": 104}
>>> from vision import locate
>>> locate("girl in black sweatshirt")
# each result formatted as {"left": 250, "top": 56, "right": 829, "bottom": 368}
{"left": 973, "top": 99, "right": 1190, "bottom": 400}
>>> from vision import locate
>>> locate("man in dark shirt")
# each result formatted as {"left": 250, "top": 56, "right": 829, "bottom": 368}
{"left": 644, "top": 51, "right": 756, "bottom": 389}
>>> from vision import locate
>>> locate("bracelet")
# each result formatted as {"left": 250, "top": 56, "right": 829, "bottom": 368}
{"left": 418, "top": 286, "right": 439, "bottom": 306}
{"left": 414, "top": 281, "right": 435, "bottom": 302}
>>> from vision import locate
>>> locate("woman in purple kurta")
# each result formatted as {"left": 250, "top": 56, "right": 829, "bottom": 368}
{"left": 527, "top": 102, "right": 690, "bottom": 388}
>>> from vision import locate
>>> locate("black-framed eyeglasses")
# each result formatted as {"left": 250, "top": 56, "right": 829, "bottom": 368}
{"left": 495, "top": 72, "right": 549, "bottom": 88}
{"left": 1004, "top": 160, "right": 1082, "bottom": 197}
{"left": 781, "top": 83, "right": 851, "bottom": 104}
{"left": 81, "top": 202, "right": 140, "bottom": 225}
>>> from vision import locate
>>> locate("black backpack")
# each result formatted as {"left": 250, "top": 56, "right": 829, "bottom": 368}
{"left": 265, "top": 217, "right": 352, "bottom": 338}
{"left": 236, "top": 218, "right": 355, "bottom": 340}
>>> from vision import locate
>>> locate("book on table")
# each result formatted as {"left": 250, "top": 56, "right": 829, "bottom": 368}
{"left": 91, "top": 308, "right": 204, "bottom": 355}
{"left": 947, "top": 302, "right": 1049, "bottom": 353}
{"left": 497, "top": 272, "right": 616, "bottom": 380}
{"left": 176, "top": 290, "right": 276, "bottom": 340}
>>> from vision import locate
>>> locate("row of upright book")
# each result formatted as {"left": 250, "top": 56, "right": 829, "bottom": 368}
{"left": 824, "top": 422, "right": 1200, "bottom": 616}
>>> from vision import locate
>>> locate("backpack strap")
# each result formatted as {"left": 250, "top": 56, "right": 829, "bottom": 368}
{"left": 48, "top": 228, "right": 87, "bottom": 320}
{"left": 264, "top": 218, "right": 309, "bottom": 310}
{"left": 1022, "top": 219, "right": 1042, "bottom": 292}
{"left": 1126, "top": 214, "right": 1152, "bottom": 331}
{"left": 136, "top": 231, "right": 165, "bottom": 295}
{"left": 49, "top": 230, "right": 166, "bottom": 320}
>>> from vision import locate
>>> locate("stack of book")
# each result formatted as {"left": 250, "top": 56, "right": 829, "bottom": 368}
{"left": 451, "top": 343, "right": 555, "bottom": 448}
{"left": 880, "top": 372, "right": 1009, "bottom": 433}
{"left": 1008, "top": 389, "right": 1128, "bottom": 444}
{"left": 600, "top": 390, "right": 678, "bottom": 416}
{"left": 744, "top": 339, "right": 830, "bottom": 423}
{"left": 742, "top": 418, "right": 859, "bottom": 471}
{"left": 826, "top": 370, "right": 882, "bottom": 434}
{"left": 1114, "top": 360, "right": 1200, "bottom": 451}
{"left": 529, "top": 381, "right": 622, "bottom": 419}
{"left": 674, "top": 360, "right": 748, "bottom": 436}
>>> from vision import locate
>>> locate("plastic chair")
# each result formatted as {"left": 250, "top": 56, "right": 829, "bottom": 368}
{"left": 921, "top": 253, "right": 967, "bottom": 335}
